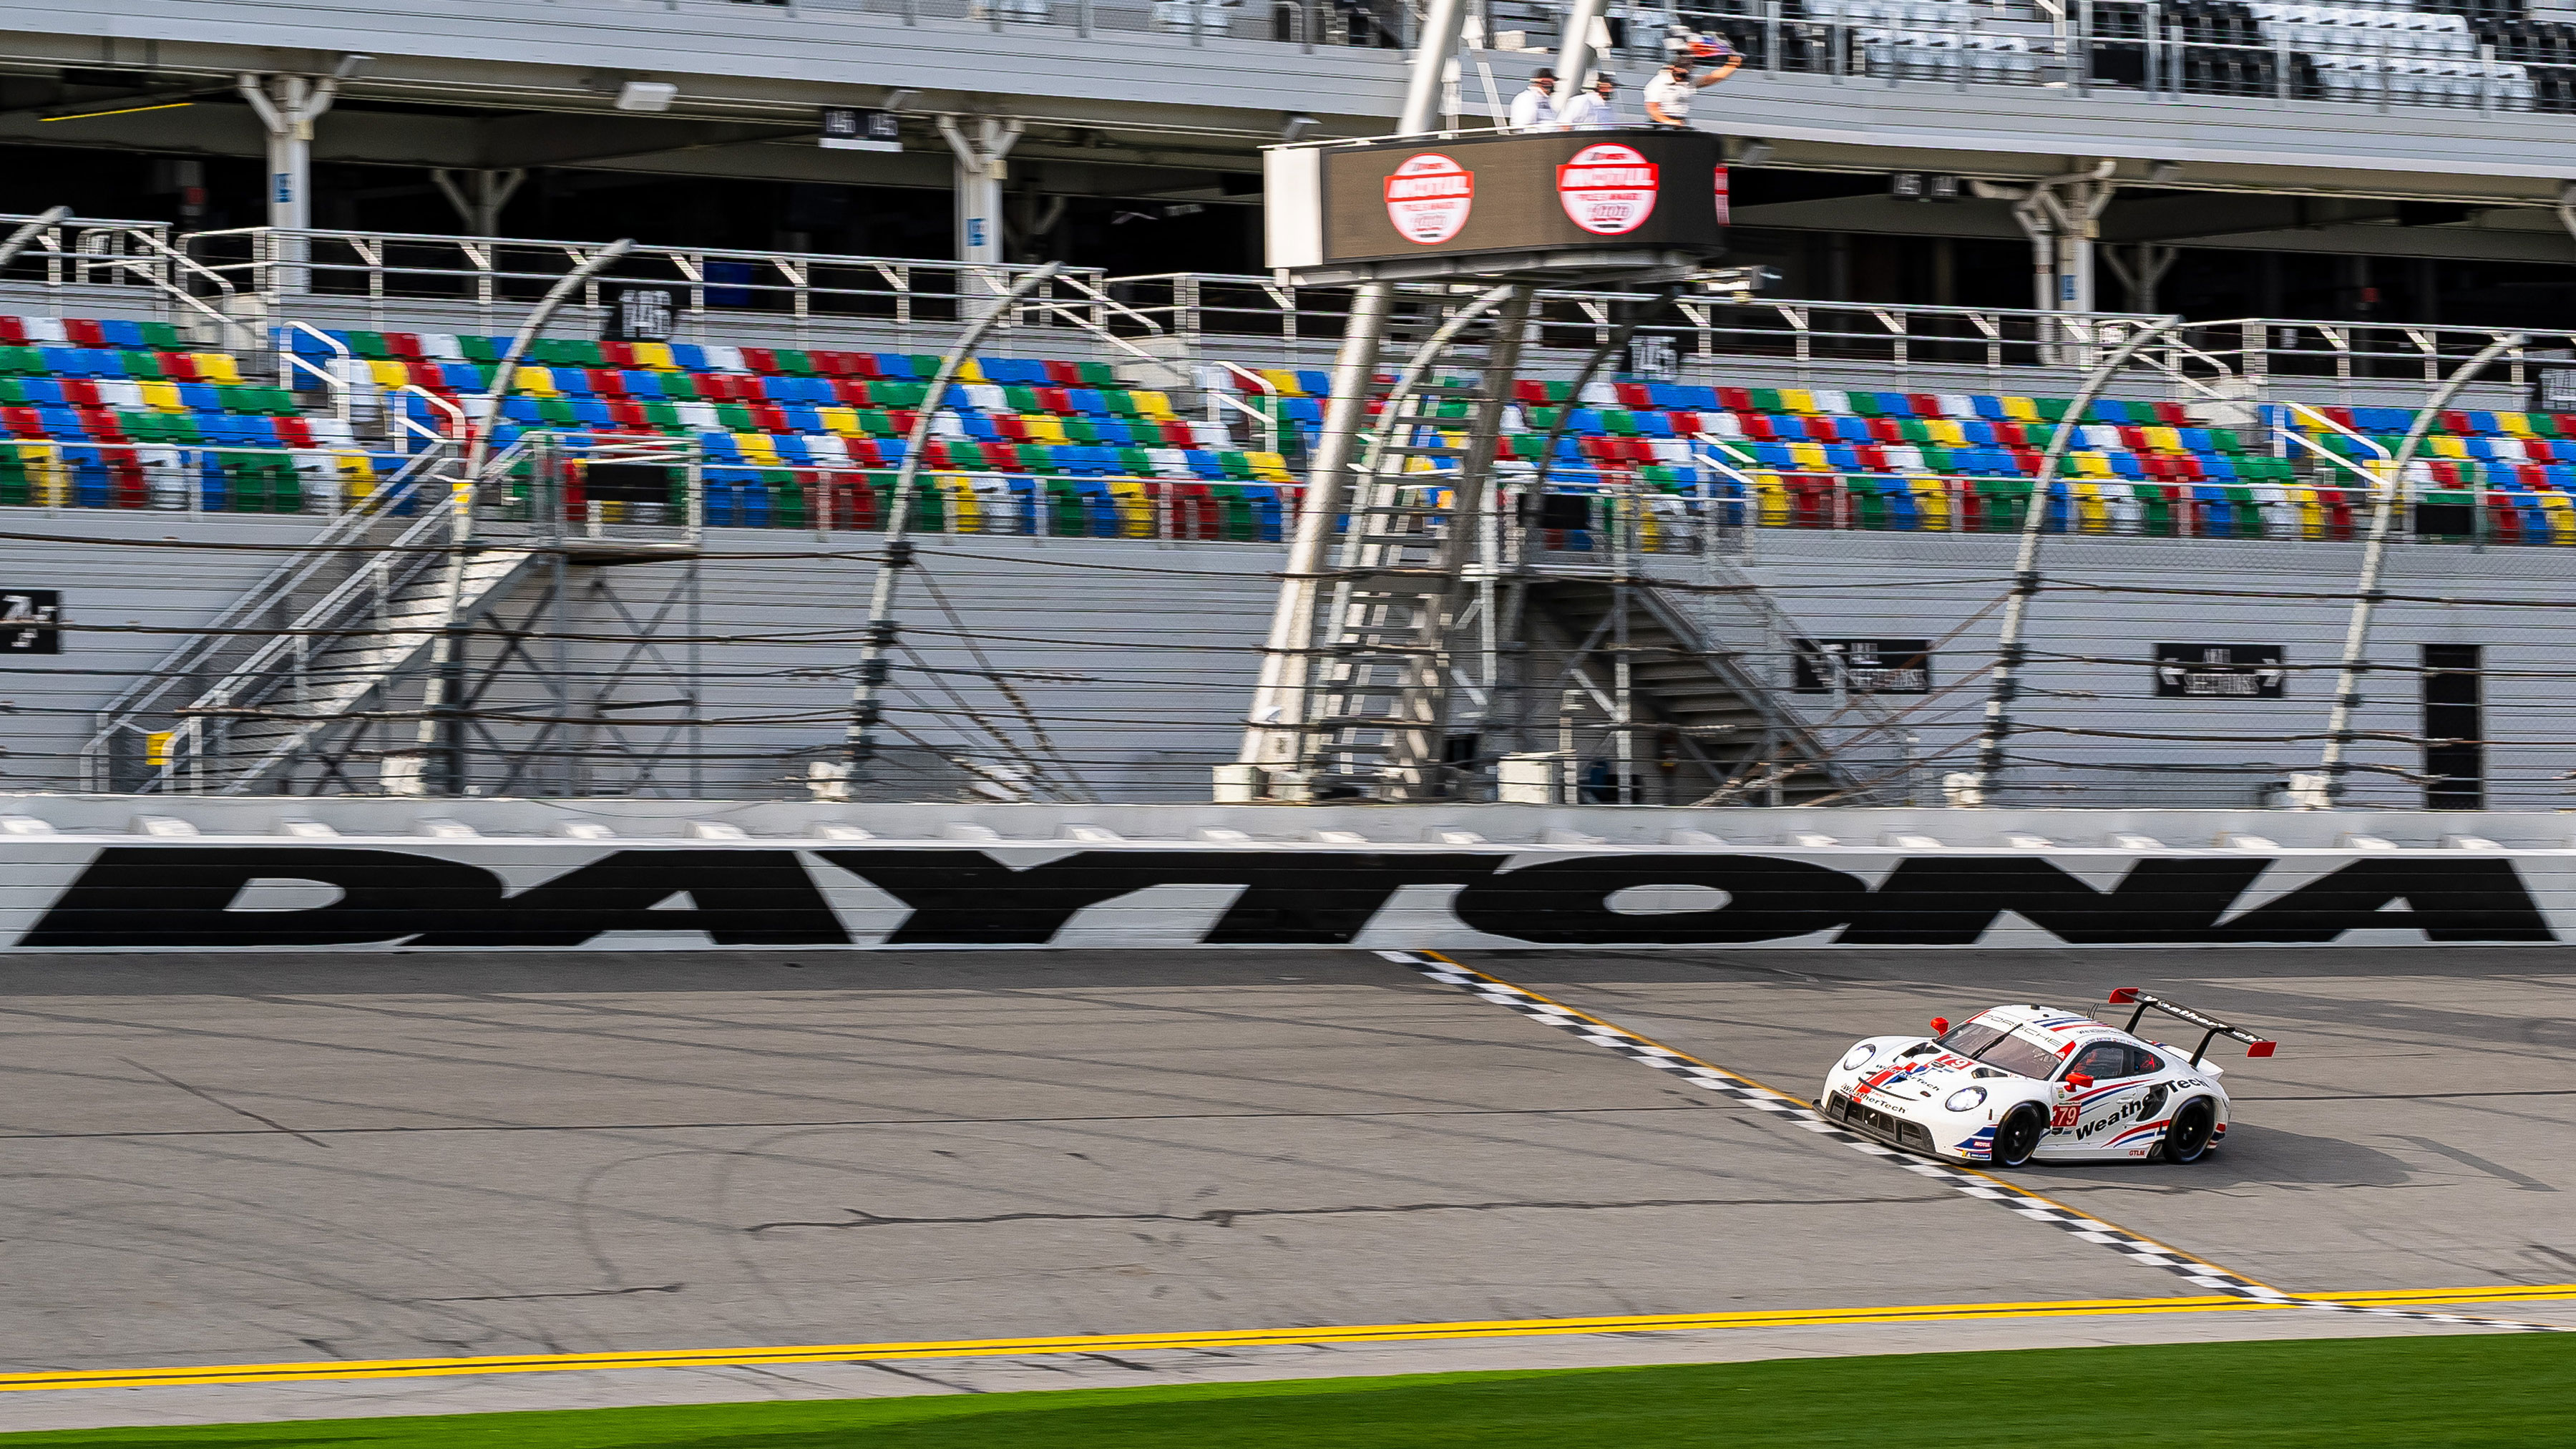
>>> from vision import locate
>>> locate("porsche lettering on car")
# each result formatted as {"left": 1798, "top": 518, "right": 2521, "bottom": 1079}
{"left": 1819, "top": 990, "right": 2276, "bottom": 1169}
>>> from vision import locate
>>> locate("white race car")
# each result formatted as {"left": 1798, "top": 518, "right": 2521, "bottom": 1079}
{"left": 1820, "top": 990, "right": 2276, "bottom": 1169}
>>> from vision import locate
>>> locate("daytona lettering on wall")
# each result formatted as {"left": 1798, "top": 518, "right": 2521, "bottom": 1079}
{"left": 4, "top": 845, "right": 2562, "bottom": 950}
{"left": 1558, "top": 143, "right": 1659, "bottom": 235}
{"left": 1384, "top": 153, "right": 1475, "bottom": 244}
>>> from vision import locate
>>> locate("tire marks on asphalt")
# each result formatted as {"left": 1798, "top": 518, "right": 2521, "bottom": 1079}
{"left": 1386, "top": 951, "right": 2569, "bottom": 1335}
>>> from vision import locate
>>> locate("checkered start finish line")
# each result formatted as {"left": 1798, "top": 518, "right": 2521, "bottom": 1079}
{"left": 1380, "top": 952, "right": 2569, "bottom": 1336}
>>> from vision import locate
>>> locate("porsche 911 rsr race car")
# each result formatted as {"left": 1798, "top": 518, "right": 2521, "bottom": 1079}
{"left": 1819, "top": 991, "right": 2275, "bottom": 1169}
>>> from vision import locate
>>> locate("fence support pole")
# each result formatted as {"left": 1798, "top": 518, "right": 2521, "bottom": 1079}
{"left": 0, "top": 206, "right": 71, "bottom": 270}
{"left": 843, "top": 263, "right": 1065, "bottom": 791}
{"left": 1967, "top": 312, "right": 2181, "bottom": 802}
{"left": 2313, "top": 331, "right": 2522, "bottom": 803}
{"left": 424, "top": 238, "right": 633, "bottom": 797}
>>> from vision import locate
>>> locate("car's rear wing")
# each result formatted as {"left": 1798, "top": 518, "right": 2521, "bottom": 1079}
{"left": 2108, "top": 989, "right": 2278, "bottom": 1067}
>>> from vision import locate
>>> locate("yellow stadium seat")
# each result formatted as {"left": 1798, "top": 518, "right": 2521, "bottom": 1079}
{"left": 1106, "top": 478, "right": 1154, "bottom": 537}
{"left": 18, "top": 443, "right": 63, "bottom": 508}
{"left": 366, "top": 360, "right": 410, "bottom": 390}
{"left": 2537, "top": 490, "right": 2575, "bottom": 543}
{"left": 139, "top": 380, "right": 184, "bottom": 411}
{"left": 2142, "top": 426, "right": 2182, "bottom": 452}
{"left": 2001, "top": 396, "right": 2041, "bottom": 424}
{"left": 2428, "top": 436, "right": 2468, "bottom": 460}
{"left": 1906, "top": 474, "right": 1951, "bottom": 530}
{"left": 955, "top": 360, "right": 987, "bottom": 384}
{"left": 1129, "top": 389, "right": 1179, "bottom": 420}
{"left": 192, "top": 353, "right": 245, "bottom": 386}
{"left": 632, "top": 343, "right": 678, "bottom": 371}
{"left": 2291, "top": 484, "right": 2333, "bottom": 540}
{"left": 513, "top": 365, "right": 558, "bottom": 396}
{"left": 818, "top": 406, "right": 864, "bottom": 436}
{"left": 2072, "top": 450, "right": 2112, "bottom": 479}
{"left": 734, "top": 433, "right": 780, "bottom": 464}
{"left": 1259, "top": 369, "right": 1302, "bottom": 396}
{"left": 1245, "top": 451, "right": 1293, "bottom": 482}
{"left": 1023, "top": 415, "right": 1069, "bottom": 444}
{"left": 2070, "top": 481, "right": 2109, "bottom": 533}
{"left": 1787, "top": 441, "right": 1827, "bottom": 469}
{"left": 335, "top": 450, "right": 377, "bottom": 500}
{"left": 1779, "top": 388, "right": 1815, "bottom": 415}
{"left": 1925, "top": 419, "right": 1966, "bottom": 447}
{"left": 2497, "top": 411, "right": 2537, "bottom": 438}
{"left": 1754, "top": 469, "right": 1790, "bottom": 527}
{"left": 940, "top": 475, "right": 982, "bottom": 532}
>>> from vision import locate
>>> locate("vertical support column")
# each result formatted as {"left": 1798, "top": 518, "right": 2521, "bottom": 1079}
{"left": 237, "top": 72, "right": 343, "bottom": 296}
{"left": 940, "top": 117, "right": 1025, "bottom": 315}
{"left": 1556, "top": 0, "right": 1611, "bottom": 91}
{"left": 1979, "top": 161, "right": 2114, "bottom": 364}
{"left": 431, "top": 168, "right": 528, "bottom": 238}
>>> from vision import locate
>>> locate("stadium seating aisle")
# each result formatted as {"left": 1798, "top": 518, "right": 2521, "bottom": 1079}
{"left": 1, "top": 311, "right": 2567, "bottom": 550}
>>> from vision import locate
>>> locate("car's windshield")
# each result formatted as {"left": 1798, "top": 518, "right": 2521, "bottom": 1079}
{"left": 1933, "top": 1018, "right": 2064, "bottom": 1079}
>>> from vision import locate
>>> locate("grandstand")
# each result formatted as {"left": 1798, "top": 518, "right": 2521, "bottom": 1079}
{"left": 0, "top": 0, "right": 2572, "bottom": 814}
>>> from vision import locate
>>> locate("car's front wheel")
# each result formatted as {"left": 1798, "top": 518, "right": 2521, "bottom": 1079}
{"left": 1991, "top": 1104, "right": 2046, "bottom": 1168}
{"left": 2162, "top": 1098, "right": 2216, "bottom": 1163}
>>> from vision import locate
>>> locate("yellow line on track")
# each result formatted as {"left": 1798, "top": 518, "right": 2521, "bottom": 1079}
{"left": 4, "top": 1287, "right": 2567, "bottom": 1394}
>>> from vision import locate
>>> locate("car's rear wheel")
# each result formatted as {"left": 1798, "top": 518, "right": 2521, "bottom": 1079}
{"left": 2162, "top": 1098, "right": 2216, "bottom": 1163}
{"left": 1991, "top": 1105, "right": 2046, "bottom": 1168}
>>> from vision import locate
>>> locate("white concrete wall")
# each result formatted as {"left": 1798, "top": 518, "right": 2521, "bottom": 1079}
{"left": 0, "top": 796, "right": 2566, "bottom": 951}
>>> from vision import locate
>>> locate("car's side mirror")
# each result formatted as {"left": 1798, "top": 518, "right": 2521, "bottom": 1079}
{"left": 2064, "top": 1072, "right": 2094, "bottom": 1091}
{"left": 1928, "top": 1016, "right": 1950, "bottom": 1036}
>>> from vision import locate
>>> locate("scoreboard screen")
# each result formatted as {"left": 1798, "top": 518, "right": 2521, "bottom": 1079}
{"left": 1267, "top": 128, "right": 1727, "bottom": 276}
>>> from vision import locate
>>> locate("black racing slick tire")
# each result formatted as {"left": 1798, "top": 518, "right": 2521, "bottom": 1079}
{"left": 1992, "top": 1105, "right": 2046, "bottom": 1168}
{"left": 2163, "top": 1098, "right": 2217, "bottom": 1164}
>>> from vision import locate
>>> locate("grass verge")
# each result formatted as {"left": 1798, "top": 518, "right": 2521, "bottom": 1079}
{"left": 5, "top": 1334, "right": 2572, "bottom": 1447}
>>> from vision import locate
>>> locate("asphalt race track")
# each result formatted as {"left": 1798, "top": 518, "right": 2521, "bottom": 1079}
{"left": 2, "top": 945, "right": 2572, "bottom": 1428}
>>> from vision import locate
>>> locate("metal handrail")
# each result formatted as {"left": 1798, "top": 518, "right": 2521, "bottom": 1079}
{"left": 83, "top": 442, "right": 459, "bottom": 791}
{"left": 280, "top": 320, "right": 353, "bottom": 423}
{"left": 1214, "top": 361, "right": 1282, "bottom": 457}
{"left": 174, "top": 494, "right": 468, "bottom": 795}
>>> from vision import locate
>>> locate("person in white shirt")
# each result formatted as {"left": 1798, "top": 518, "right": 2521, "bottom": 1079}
{"left": 1644, "top": 42, "right": 1742, "bottom": 127}
{"left": 1552, "top": 72, "right": 1620, "bottom": 130}
{"left": 1506, "top": 68, "right": 1558, "bottom": 131}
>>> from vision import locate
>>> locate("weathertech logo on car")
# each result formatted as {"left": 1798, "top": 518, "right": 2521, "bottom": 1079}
{"left": 1384, "top": 153, "right": 1475, "bottom": 243}
{"left": 1557, "top": 143, "right": 1659, "bottom": 234}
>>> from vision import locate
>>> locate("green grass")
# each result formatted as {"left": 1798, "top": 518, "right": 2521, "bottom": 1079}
{"left": 9, "top": 1335, "right": 2573, "bottom": 1447}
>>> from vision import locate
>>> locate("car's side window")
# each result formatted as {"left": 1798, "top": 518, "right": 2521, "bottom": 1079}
{"left": 2131, "top": 1048, "right": 2162, "bottom": 1075}
{"left": 2067, "top": 1042, "right": 2127, "bottom": 1080}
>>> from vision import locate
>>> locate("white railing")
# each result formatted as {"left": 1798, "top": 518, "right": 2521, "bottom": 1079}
{"left": 182, "top": 228, "right": 1113, "bottom": 351}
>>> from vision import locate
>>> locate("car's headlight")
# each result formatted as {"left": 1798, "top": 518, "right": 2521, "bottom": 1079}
{"left": 1943, "top": 1087, "right": 1986, "bottom": 1113}
{"left": 1840, "top": 1044, "right": 1875, "bottom": 1071}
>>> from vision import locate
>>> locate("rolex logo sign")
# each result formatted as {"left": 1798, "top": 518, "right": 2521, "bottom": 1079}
{"left": 1557, "top": 143, "right": 1659, "bottom": 235}
{"left": 1279, "top": 130, "right": 1725, "bottom": 278}
{"left": 1383, "top": 153, "right": 1475, "bottom": 244}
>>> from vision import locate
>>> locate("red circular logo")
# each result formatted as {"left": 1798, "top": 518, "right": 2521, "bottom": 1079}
{"left": 1384, "top": 153, "right": 1475, "bottom": 245}
{"left": 1558, "top": 144, "right": 1660, "bottom": 236}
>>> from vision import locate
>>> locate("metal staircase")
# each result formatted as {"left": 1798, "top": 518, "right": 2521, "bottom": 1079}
{"left": 1299, "top": 285, "right": 1534, "bottom": 799}
{"left": 1520, "top": 577, "right": 1848, "bottom": 806}
{"left": 82, "top": 444, "right": 466, "bottom": 794}
{"left": 82, "top": 434, "right": 701, "bottom": 797}
{"left": 1244, "top": 282, "right": 1878, "bottom": 805}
